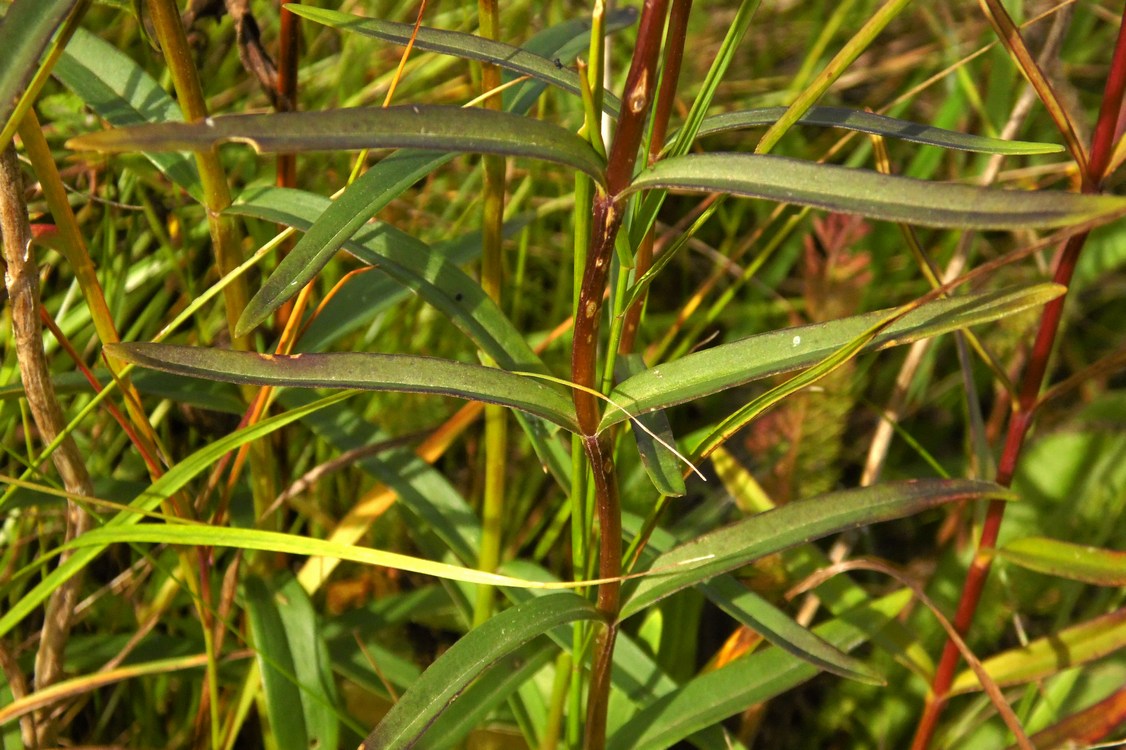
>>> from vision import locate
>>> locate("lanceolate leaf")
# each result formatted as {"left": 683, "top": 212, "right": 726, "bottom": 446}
{"left": 53, "top": 28, "right": 201, "bottom": 197}
{"left": 232, "top": 19, "right": 603, "bottom": 335}
{"left": 286, "top": 4, "right": 625, "bottom": 116}
{"left": 996, "top": 536, "right": 1126, "bottom": 586}
{"left": 949, "top": 607, "right": 1126, "bottom": 695}
{"left": 229, "top": 186, "right": 546, "bottom": 374}
{"left": 684, "top": 106, "right": 1062, "bottom": 155}
{"left": 619, "top": 479, "right": 1014, "bottom": 621}
{"left": 600, "top": 283, "right": 1065, "bottom": 431}
{"left": 359, "top": 594, "right": 601, "bottom": 750}
{"left": 0, "top": 0, "right": 82, "bottom": 149}
{"left": 623, "top": 153, "right": 1126, "bottom": 229}
{"left": 241, "top": 150, "right": 449, "bottom": 335}
{"left": 636, "top": 511, "right": 884, "bottom": 685}
{"left": 105, "top": 343, "right": 580, "bottom": 432}
{"left": 67, "top": 106, "right": 606, "bottom": 183}
{"left": 606, "top": 590, "right": 912, "bottom": 750}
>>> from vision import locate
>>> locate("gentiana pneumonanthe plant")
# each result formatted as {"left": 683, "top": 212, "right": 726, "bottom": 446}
{"left": 5, "top": 0, "right": 1126, "bottom": 748}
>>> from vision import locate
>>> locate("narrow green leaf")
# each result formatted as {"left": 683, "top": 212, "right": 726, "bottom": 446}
{"left": 359, "top": 594, "right": 601, "bottom": 750}
{"left": 601, "top": 283, "right": 1066, "bottom": 431}
{"left": 67, "top": 106, "right": 606, "bottom": 183}
{"left": 686, "top": 106, "right": 1063, "bottom": 155}
{"left": 421, "top": 640, "right": 555, "bottom": 750}
{"left": 640, "top": 520, "right": 884, "bottom": 685}
{"left": 619, "top": 479, "right": 1014, "bottom": 620}
{"left": 997, "top": 536, "right": 1126, "bottom": 586}
{"left": 0, "top": 392, "right": 354, "bottom": 640}
{"left": 286, "top": 5, "right": 624, "bottom": 116}
{"left": 106, "top": 343, "right": 580, "bottom": 432}
{"left": 241, "top": 151, "right": 449, "bottom": 336}
{"left": 606, "top": 590, "right": 912, "bottom": 750}
{"left": 271, "top": 576, "right": 340, "bottom": 750}
{"left": 755, "top": 0, "right": 912, "bottom": 154}
{"left": 65, "top": 524, "right": 572, "bottom": 590}
{"left": 236, "top": 16, "right": 614, "bottom": 336}
{"left": 244, "top": 576, "right": 310, "bottom": 750}
{"left": 623, "top": 153, "right": 1126, "bottom": 229}
{"left": 700, "top": 576, "right": 884, "bottom": 685}
{"left": 950, "top": 607, "right": 1126, "bottom": 695}
{"left": 0, "top": 0, "right": 81, "bottom": 149}
{"left": 229, "top": 186, "right": 546, "bottom": 374}
{"left": 53, "top": 27, "right": 201, "bottom": 197}
{"left": 616, "top": 354, "right": 685, "bottom": 497}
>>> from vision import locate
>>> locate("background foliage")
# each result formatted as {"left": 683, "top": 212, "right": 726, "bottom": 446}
{"left": 2, "top": 1, "right": 1126, "bottom": 749}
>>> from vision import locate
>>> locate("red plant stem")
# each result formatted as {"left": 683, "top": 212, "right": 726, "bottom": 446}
{"left": 276, "top": 1, "right": 299, "bottom": 188}
{"left": 620, "top": 0, "right": 691, "bottom": 356}
{"left": 574, "top": 0, "right": 669, "bottom": 746}
{"left": 912, "top": 10, "right": 1126, "bottom": 749}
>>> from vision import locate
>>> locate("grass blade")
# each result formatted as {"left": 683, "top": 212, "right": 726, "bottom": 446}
{"left": 65, "top": 524, "right": 576, "bottom": 590}
{"left": 601, "top": 283, "right": 1065, "bottom": 431}
{"left": 996, "top": 536, "right": 1126, "bottom": 586}
{"left": 950, "top": 607, "right": 1126, "bottom": 695}
{"left": 607, "top": 591, "right": 912, "bottom": 750}
{"left": 0, "top": 0, "right": 82, "bottom": 149}
{"left": 0, "top": 392, "right": 355, "bottom": 641}
{"left": 622, "top": 153, "right": 1126, "bottom": 229}
{"left": 244, "top": 575, "right": 313, "bottom": 750}
{"left": 359, "top": 593, "right": 601, "bottom": 750}
{"left": 229, "top": 186, "right": 546, "bottom": 374}
{"left": 619, "top": 479, "right": 1014, "bottom": 620}
{"left": 53, "top": 27, "right": 201, "bottom": 197}
{"left": 106, "top": 343, "right": 580, "bottom": 432}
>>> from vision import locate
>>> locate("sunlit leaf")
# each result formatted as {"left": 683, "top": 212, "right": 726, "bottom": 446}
{"left": 53, "top": 27, "right": 201, "bottom": 197}
{"left": 600, "top": 283, "right": 1065, "bottom": 431}
{"left": 0, "top": 392, "right": 355, "bottom": 640}
{"left": 996, "top": 536, "right": 1126, "bottom": 586}
{"left": 106, "top": 343, "right": 579, "bottom": 432}
{"left": 67, "top": 106, "right": 606, "bottom": 183}
{"left": 619, "top": 479, "right": 1013, "bottom": 620}
{"left": 66, "top": 524, "right": 571, "bottom": 590}
{"left": 950, "top": 608, "right": 1126, "bottom": 695}
{"left": 623, "top": 153, "right": 1126, "bottom": 229}
{"left": 286, "top": 4, "right": 625, "bottom": 116}
{"left": 359, "top": 593, "right": 601, "bottom": 750}
{"left": 685, "top": 106, "right": 1062, "bottom": 155}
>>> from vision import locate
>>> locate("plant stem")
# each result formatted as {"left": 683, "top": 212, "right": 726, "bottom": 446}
{"left": 473, "top": 0, "right": 509, "bottom": 629}
{"left": 911, "top": 9, "right": 1126, "bottom": 748}
{"left": 572, "top": 0, "right": 670, "bottom": 745}
{"left": 1, "top": 143, "right": 94, "bottom": 748}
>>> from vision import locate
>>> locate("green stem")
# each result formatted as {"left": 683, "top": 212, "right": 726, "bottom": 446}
{"left": 472, "top": 0, "right": 509, "bottom": 630}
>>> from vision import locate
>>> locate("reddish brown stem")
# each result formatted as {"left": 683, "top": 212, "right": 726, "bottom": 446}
{"left": 912, "top": 9, "right": 1126, "bottom": 747}
{"left": 572, "top": 0, "right": 669, "bottom": 746}
{"left": 620, "top": 0, "right": 691, "bottom": 355}
{"left": 275, "top": 0, "right": 299, "bottom": 188}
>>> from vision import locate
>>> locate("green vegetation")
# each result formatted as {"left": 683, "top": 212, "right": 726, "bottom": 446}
{"left": 3, "top": 1, "right": 1126, "bottom": 748}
